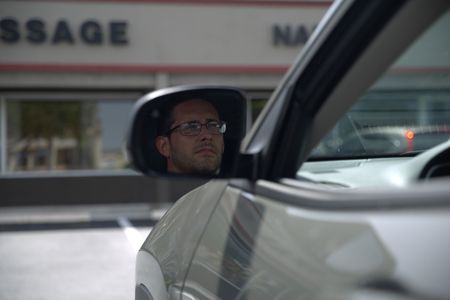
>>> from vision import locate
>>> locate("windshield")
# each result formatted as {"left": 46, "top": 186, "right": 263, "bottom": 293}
{"left": 309, "top": 10, "right": 450, "bottom": 160}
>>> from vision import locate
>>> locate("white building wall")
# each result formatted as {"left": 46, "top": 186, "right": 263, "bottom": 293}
{"left": 0, "top": 0, "right": 330, "bottom": 90}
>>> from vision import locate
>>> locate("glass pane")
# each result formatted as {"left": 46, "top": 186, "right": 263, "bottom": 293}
{"left": 0, "top": 99, "right": 3, "bottom": 172}
{"left": 308, "top": 11, "right": 450, "bottom": 159}
{"left": 251, "top": 98, "right": 269, "bottom": 123}
{"left": 6, "top": 99, "right": 133, "bottom": 172}
{"left": 97, "top": 101, "right": 134, "bottom": 169}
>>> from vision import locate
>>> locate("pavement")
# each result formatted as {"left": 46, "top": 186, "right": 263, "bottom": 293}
{"left": 0, "top": 203, "right": 171, "bottom": 300}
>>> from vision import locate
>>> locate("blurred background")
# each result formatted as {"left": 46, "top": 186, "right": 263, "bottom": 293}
{"left": 0, "top": 0, "right": 330, "bottom": 206}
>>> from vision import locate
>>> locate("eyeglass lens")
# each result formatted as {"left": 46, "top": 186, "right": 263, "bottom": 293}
{"left": 174, "top": 121, "right": 226, "bottom": 136}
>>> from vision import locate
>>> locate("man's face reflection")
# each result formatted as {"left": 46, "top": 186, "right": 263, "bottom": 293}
{"left": 156, "top": 99, "right": 224, "bottom": 174}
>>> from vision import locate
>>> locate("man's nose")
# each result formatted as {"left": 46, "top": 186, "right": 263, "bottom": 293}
{"left": 198, "top": 125, "right": 213, "bottom": 139}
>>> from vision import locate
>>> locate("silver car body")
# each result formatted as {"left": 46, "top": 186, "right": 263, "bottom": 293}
{"left": 134, "top": 0, "right": 450, "bottom": 299}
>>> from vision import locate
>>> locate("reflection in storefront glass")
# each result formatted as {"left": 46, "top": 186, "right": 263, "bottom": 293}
{"left": 6, "top": 100, "right": 133, "bottom": 172}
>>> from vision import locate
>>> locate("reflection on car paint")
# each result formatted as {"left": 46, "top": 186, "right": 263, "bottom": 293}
{"left": 182, "top": 187, "right": 395, "bottom": 299}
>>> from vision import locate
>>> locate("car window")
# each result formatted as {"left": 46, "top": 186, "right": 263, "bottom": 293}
{"left": 297, "top": 10, "right": 450, "bottom": 187}
{"left": 308, "top": 10, "right": 450, "bottom": 159}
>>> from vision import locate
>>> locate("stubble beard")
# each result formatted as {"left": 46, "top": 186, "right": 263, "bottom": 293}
{"left": 171, "top": 143, "right": 222, "bottom": 174}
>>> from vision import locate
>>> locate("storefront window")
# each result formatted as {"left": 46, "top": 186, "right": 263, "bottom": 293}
{"left": 0, "top": 98, "right": 5, "bottom": 172}
{"left": 6, "top": 99, "right": 134, "bottom": 172}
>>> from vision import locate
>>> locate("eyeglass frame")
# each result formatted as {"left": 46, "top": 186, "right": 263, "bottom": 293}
{"left": 165, "top": 120, "right": 227, "bottom": 136}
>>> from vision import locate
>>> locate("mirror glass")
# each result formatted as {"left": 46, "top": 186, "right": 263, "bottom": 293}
{"left": 126, "top": 86, "right": 249, "bottom": 177}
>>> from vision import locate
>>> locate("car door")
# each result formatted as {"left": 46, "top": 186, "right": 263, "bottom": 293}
{"left": 180, "top": 0, "right": 450, "bottom": 299}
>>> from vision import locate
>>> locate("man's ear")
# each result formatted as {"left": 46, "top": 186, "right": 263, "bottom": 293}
{"left": 155, "top": 136, "right": 170, "bottom": 158}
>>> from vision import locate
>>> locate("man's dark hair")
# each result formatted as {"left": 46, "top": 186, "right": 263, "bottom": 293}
{"left": 156, "top": 97, "right": 222, "bottom": 136}
{"left": 156, "top": 100, "right": 177, "bottom": 136}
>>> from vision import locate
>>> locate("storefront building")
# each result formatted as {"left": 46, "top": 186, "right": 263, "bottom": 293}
{"left": 0, "top": 0, "right": 330, "bottom": 203}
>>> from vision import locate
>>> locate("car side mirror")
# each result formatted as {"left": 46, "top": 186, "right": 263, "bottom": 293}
{"left": 126, "top": 85, "right": 250, "bottom": 177}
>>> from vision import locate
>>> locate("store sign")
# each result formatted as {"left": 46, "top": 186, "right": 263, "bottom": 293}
{"left": 0, "top": 18, "right": 128, "bottom": 45}
{"left": 272, "top": 24, "right": 316, "bottom": 47}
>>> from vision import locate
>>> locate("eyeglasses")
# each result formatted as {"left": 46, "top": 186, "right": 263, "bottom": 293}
{"left": 166, "top": 120, "right": 226, "bottom": 136}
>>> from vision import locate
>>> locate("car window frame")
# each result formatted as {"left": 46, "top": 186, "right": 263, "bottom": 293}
{"left": 241, "top": 0, "right": 449, "bottom": 181}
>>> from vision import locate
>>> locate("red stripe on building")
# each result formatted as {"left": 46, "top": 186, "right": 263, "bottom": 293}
{"left": 10, "top": 0, "right": 332, "bottom": 7}
{"left": 0, "top": 63, "right": 290, "bottom": 73}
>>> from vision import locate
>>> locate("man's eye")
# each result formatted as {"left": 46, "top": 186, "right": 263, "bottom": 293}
{"left": 207, "top": 122, "right": 220, "bottom": 128}
{"left": 182, "top": 123, "right": 200, "bottom": 130}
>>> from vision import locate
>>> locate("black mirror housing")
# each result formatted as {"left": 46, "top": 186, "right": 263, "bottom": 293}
{"left": 126, "top": 85, "right": 250, "bottom": 177}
